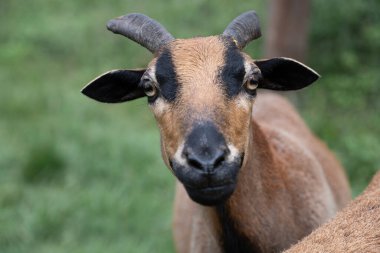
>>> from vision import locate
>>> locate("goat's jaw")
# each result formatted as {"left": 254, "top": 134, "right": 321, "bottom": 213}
{"left": 170, "top": 156, "right": 243, "bottom": 206}
{"left": 185, "top": 183, "right": 236, "bottom": 206}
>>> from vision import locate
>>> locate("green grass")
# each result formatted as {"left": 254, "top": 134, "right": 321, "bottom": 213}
{"left": 0, "top": 0, "right": 379, "bottom": 252}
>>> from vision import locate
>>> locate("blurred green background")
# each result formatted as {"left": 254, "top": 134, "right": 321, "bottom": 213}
{"left": 0, "top": 0, "right": 379, "bottom": 252}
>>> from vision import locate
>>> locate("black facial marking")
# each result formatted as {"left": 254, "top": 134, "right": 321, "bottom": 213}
{"left": 220, "top": 40, "right": 246, "bottom": 98}
{"left": 155, "top": 48, "right": 178, "bottom": 102}
{"left": 216, "top": 205, "right": 262, "bottom": 253}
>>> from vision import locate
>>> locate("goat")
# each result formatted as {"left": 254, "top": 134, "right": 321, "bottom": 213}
{"left": 81, "top": 11, "right": 351, "bottom": 253}
{"left": 284, "top": 171, "right": 380, "bottom": 253}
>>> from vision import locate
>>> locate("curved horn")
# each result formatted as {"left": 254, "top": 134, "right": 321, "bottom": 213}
{"left": 106, "top": 13, "right": 175, "bottom": 53}
{"left": 223, "top": 11, "right": 261, "bottom": 49}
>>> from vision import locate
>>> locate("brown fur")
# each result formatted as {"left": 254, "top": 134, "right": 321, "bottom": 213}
{"left": 154, "top": 37, "right": 229, "bottom": 166}
{"left": 173, "top": 92, "right": 351, "bottom": 252}
{"left": 143, "top": 37, "right": 351, "bottom": 252}
{"left": 154, "top": 37, "right": 252, "bottom": 162}
{"left": 284, "top": 171, "right": 380, "bottom": 253}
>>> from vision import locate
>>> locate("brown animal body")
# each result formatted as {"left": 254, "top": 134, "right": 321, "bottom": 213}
{"left": 82, "top": 11, "right": 351, "bottom": 253}
{"left": 173, "top": 91, "right": 350, "bottom": 252}
{"left": 285, "top": 171, "right": 380, "bottom": 253}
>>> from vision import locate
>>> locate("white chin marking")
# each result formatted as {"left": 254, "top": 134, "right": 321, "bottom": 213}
{"left": 227, "top": 144, "right": 239, "bottom": 163}
{"left": 173, "top": 142, "right": 187, "bottom": 166}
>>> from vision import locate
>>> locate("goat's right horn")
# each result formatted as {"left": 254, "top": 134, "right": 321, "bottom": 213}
{"left": 107, "top": 13, "right": 175, "bottom": 53}
{"left": 223, "top": 11, "right": 261, "bottom": 49}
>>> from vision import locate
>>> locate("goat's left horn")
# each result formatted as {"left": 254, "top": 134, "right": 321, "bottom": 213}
{"left": 107, "top": 13, "right": 175, "bottom": 53}
{"left": 223, "top": 11, "right": 261, "bottom": 49}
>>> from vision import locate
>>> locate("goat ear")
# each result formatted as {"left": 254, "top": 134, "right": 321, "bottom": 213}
{"left": 255, "top": 57, "right": 320, "bottom": 91}
{"left": 81, "top": 69, "right": 146, "bottom": 103}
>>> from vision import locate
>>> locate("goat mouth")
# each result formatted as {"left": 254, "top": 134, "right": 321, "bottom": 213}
{"left": 185, "top": 183, "right": 236, "bottom": 206}
{"left": 170, "top": 158, "right": 241, "bottom": 205}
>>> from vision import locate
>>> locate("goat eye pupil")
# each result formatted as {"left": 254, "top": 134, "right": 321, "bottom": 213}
{"left": 143, "top": 82, "right": 157, "bottom": 97}
{"left": 246, "top": 78, "right": 258, "bottom": 90}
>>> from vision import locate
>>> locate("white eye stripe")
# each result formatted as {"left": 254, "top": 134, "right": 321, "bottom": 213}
{"left": 243, "top": 61, "right": 260, "bottom": 85}
{"left": 244, "top": 60, "right": 252, "bottom": 76}
{"left": 150, "top": 65, "right": 158, "bottom": 83}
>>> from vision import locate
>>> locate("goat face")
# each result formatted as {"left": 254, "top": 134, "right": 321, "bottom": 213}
{"left": 82, "top": 12, "right": 319, "bottom": 206}
{"left": 149, "top": 36, "right": 256, "bottom": 205}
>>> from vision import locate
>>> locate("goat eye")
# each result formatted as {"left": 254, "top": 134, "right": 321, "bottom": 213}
{"left": 143, "top": 80, "right": 157, "bottom": 97}
{"left": 244, "top": 78, "right": 258, "bottom": 95}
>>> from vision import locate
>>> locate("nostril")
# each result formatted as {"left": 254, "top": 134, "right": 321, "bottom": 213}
{"left": 186, "top": 152, "right": 204, "bottom": 170}
{"left": 183, "top": 147, "right": 228, "bottom": 172}
{"left": 213, "top": 149, "right": 226, "bottom": 168}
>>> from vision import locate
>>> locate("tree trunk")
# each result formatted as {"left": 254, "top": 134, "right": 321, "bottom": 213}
{"left": 265, "top": 0, "right": 311, "bottom": 104}
{"left": 265, "top": 0, "right": 311, "bottom": 62}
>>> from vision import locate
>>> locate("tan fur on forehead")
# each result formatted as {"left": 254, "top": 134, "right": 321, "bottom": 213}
{"left": 170, "top": 36, "right": 226, "bottom": 68}
{"left": 169, "top": 36, "right": 227, "bottom": 118}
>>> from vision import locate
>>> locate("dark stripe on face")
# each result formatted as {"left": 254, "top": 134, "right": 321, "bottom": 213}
{"left": 155, "top": 48, "right": 178, "bottom": 102}
{"left": 220, "top": 40, "right": 246, "bottom": 98}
